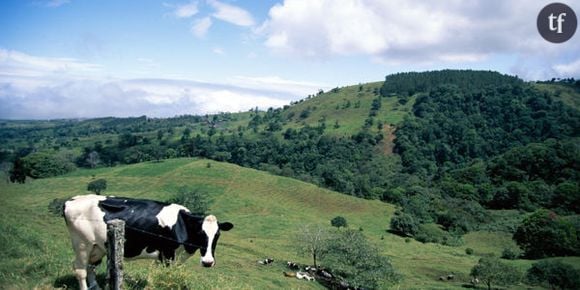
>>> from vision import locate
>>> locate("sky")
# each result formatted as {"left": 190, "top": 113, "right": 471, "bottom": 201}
{"left": 0, "top": 0, "right": 579, "bottom": 119}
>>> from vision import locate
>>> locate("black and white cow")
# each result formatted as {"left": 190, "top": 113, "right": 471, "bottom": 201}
{"left": 63, "top": 194, "right": 233, "bottom": 290}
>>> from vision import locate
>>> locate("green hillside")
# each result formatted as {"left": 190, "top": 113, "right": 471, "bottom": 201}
{"left": 279, "top": 81, "right": 413, "bottom": 135}
{"left": 1, "top": 158, "right": 558, "bottom": 289}
{"left": 1, "top": 71, "right": 579, "bottom": 289}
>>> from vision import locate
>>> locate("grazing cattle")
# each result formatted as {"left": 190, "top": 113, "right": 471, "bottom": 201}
{"left": 296, "top": 271, "right": 315, "bottom": 281}
{"left": 317, "top": 269, "right": 333, "bottom": 279}
{"left": 258, "top": 258, "right": 274, "bottom": 265}
{"left": 305, "top": 266, "right": 317, "bottom": 272}
{"left": 286, "top": 261, "right": 299, "bottom": 269}
{"left": 283, "top": 271, "right": 297, "bottom": 278}
{"left": 63, "top": 194, "right": 233, "bottom": 290}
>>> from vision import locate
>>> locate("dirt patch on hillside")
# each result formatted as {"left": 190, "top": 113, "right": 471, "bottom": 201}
{"left": 379, "top": 124, "right": 396, "bottom": 155}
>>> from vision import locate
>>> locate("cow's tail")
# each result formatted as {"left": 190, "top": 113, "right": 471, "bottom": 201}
{"left": 62, "top": 196, "right": 73, "bottom": 225}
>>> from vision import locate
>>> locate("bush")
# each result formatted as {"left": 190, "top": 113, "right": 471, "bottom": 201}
{"left": 331, "top": 216, "right": 348, "bottom": 228}
{"left": 21, "top": 151, "right": 76, "bottom": 178}
{"left": 166, "top": 187, "right": 211, "bottom": 216}
{"left": 514, "top": 210, "right": 579, "bottom": 258}
{"left": 87, "top": 179, "right": 107, "bottom": 195}
{"left": 48, "top": 198, "right": 68, "bottom": 217}
{"left": 526, "top": 260, "right": 580, "bottom": 290}
{"left": 471, "top": 257, "right": 522, "bottom": 290}
{"left": 501, "top": 246, "right": 522, "bottom": 260}
{"left": 415, "top": 224, "right": 446, "bottom": 244}
{"left": 390, "top": 213, "right": 419, "bottom": 237}
{"left": 442, "top": 234, "right": 464, "bottom": 247}
{"left": 322, "top": 229, "right": 401, "bottom": 289}
{"left": 465, "top": 248, "right": 474, "bottom": 255}
{"left": 147, "top": 261, "right": 190, "bottom": 290}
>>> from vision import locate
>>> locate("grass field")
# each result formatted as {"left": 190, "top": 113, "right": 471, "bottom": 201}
{"left": 0, "top": 158, "right": 569, "bottom": 289}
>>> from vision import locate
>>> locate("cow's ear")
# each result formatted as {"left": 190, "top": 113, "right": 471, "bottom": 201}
{"left": 174, "top": 211, "right": 191, "bottom": 243}
{"left": 219, "top": 222, "right": 234, "bottom": 231}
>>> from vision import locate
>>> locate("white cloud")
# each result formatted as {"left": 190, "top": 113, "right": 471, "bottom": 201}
{"left": 39, "top": 0, "right": 70, "bottom": 7}
{"left": 212, "top": 47, "right": 225, "bottom": 55}
{"left": 260, "top": 0, "right": 568, "bottom": 64}
{"left": 553, "top": 58, "right": 580, "bottom": 77}
{"left": 173, "top": 1, "right": 199, "bottom": 18}
{"left": 208, "top": 0, "right": 255, "bottom": 27}
{"left": 230, "top": 75, "right": 328, "bottom": 97}
{"left": 0, "top": 49, "right": 312, "bottom": 119}
{"left": 191, "top": 17, "right": 212, "bottom": 38}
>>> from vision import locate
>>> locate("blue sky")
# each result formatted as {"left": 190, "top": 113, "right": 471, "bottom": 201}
{"left": 1, "top": 0, "right": 579, "bottom": 119}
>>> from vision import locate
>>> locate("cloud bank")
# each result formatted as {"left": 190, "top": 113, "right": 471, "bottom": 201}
{"left": 259, "top": 0, "right": 580, "bottom": 79}
{"left": 0, "top": 49, "right": 325, "bottom": 120}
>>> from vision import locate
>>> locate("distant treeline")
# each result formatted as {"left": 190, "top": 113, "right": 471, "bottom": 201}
{"left": 4, "top": 70, "right": 579, "bottom": 255}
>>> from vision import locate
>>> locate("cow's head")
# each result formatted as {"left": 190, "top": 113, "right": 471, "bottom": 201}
{"left": 198, "top": 215, "right": 234, "bottom": 267}
{"left": 176, "top": 212, "right": 234, "bottom": 267}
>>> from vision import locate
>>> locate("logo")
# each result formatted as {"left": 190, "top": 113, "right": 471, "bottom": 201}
{"left": 537, "top": 3, "right": 577, "bottom": 43}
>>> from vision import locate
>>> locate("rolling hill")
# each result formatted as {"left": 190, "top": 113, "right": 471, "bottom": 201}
{"left": 3, "top": 158, "right": 576, "bottom": 289}
{"left": 1, "top": 70, "right": 579, "bottom": 289}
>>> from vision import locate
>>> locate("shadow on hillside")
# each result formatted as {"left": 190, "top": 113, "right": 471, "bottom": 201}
{"left": 386, "top": 229, "right": 412, "bottom": 238}
{"left": 53, "top": 274, "right": 106, "bottom": 290}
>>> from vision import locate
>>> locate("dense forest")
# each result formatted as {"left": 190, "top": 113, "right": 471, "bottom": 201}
{"left": 1, "top": 70, "right": 579, "bottom": 258}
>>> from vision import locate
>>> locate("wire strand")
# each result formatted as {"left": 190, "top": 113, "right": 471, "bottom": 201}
{"left": 66, "top": 216, "right": 211, "bottom": 251}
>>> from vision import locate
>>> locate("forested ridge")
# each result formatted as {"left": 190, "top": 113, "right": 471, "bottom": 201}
{"left": 1, "top": 70, "right": 579, "bottom": 258}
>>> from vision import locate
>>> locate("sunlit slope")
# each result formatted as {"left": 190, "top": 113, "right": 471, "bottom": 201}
{"left": 279, "top": 81, "right": 414, "bottom": 136}
{"left": 0, "top": 158, "right": 556, "bottom": 289}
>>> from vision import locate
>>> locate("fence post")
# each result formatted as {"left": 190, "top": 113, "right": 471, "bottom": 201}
{"left": 107, "top": 219, "right": 125, "bottom": 290}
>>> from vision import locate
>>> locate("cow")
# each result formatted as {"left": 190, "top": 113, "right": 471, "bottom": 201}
{"left": 296, "top": 271, "right": 315, "bottom": 281}
{"left": 63, "top": 194, "right": 234, "bottom": 290}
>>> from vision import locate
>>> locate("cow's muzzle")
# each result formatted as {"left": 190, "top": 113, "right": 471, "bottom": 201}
{"left": 201, "top": 260, "right": 215, "bottom": 267}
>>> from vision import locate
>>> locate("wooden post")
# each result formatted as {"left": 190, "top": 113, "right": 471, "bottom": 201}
{"left": 107, "top": 219, "right": 125, "bottom": 290}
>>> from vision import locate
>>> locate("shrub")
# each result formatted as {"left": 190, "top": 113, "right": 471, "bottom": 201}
{"left": 48, "top": 198, "right": 68, "bottom": 217}
{"left": 513, "top": 210, "right": 579, "bottom": 258}
{"left": 526, "top": 260, "right": 580, "bottom": 290}
{"left": 331, "top": 216, "right": 348, "bottom": 228}
{"left": 166, "top": 187, "right": 211, "bottom": 216}
{"left": 21, "top": 151, "right": 76, "bottom": 178}
{"left": 415, "top": 224, "right": 446, "bottom": 244}
{"left": 87, "top": 179, "right": 107, "bottom": 195}
{"left": 147, "top": 261, "right": 190, "bottom": 290}
{"left": 322, "top": 229, "right": 401, "bottom": 289}
{"left": 442, "top": 234, "right": 464, "bottom": 247}
{"left": 501, "top": 246, "right": 522, "bottom": 260}
{"left": 466, "top": 248, "right": 474, "bottom": 255}
{"left": 390, "top": 213, "right": 419, "bottom": 237}
{"left": 471, "top": 257, "right": 522, "bottom": 290}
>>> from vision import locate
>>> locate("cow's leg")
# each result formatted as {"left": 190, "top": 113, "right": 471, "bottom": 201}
{"left": 87, "top": 263, "right": 101, "bottom": 290}
{"left": 72, "top": 242, "right": 90, "bottom": 290}
{"left": 87, "top": 246, "right": 105, "bottom": 290}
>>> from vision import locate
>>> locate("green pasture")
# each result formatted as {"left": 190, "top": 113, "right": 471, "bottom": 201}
{"left": 0, "top": 158, "right": 570, "bottom": 289}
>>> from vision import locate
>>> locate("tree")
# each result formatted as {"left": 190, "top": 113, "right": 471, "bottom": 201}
{"left": 389, "top": 213, "right": 419, "bottom": 237}
{"left": 87, "top": 179, "right": 107, "bottom": 195}
{"left": 513, "top": 210, "right": 579, "bottom": 258}
{"left": 9, "top": 158, "right": 26, "bottom": 184}
{"left": 526, "top": 260, "right": 580, "bottom": 290}
{"left": 166, "top": 187, "right": 211, "bottom": 216}
{"left": 21, "top": 151, "right": 76, "bottom": 178}
{"left": 331, "top": 216, "right": 348, "bottom": 228}
{"left": 86, "top": 151, "right": 101, "bottom": 168}
{"left": 322, "top": 229, "right": 400, "bottom": 289}
{"left": 470, "top": 257, "right": 522, "bottom": 290}
{"left": 295, "top": 224, "right": 330, "bottom": 267}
